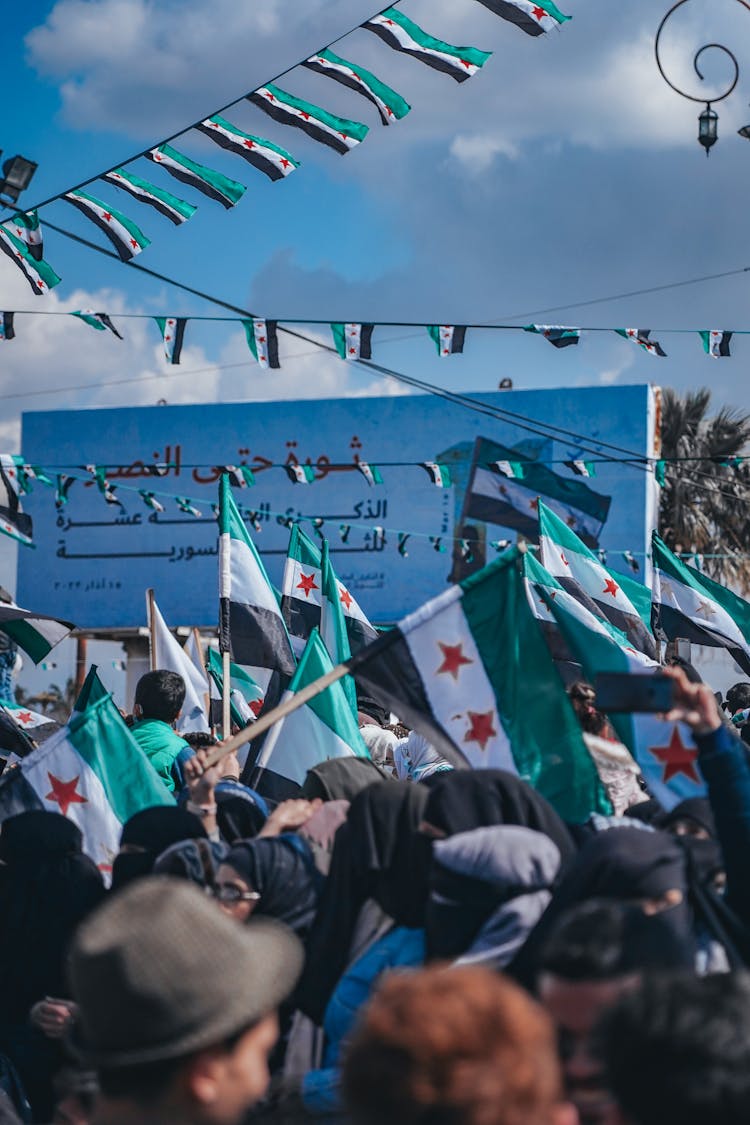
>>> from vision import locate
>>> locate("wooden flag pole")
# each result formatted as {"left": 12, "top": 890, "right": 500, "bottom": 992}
{"left": 204, "top": 658, "right": 352, "bottom": 769}
{"left": 221, "top": 649, "right": 232, "bottom": 741}
{"left": 146, "top": 588, "right": 157, "bottom": 671}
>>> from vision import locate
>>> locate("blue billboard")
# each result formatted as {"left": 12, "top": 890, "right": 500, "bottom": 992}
{"left": 18, "top": 385, "right": 659, "bottom": 629}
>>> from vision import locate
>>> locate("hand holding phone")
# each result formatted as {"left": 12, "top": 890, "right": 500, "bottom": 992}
{"left": 594, "top": 672, "right": 675, "bottom": 714}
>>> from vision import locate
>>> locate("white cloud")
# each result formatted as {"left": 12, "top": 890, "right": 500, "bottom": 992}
{"left": 450, "top": 133, "right": 519, "bottom": 174}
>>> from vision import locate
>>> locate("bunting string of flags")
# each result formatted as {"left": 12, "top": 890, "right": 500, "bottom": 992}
{"left": 0, "top": 0, "right": 571, "bottom": 295}
{"left": 0, "top": 308, "right": 744, "bottom": 363}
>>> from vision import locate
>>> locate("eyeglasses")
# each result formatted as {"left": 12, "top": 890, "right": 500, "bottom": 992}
{"left": 213, "top": 882, "right": 261, "bottom": 904}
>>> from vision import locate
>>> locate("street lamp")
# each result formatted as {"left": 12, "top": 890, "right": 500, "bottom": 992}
{"left": 655, "top": 0, "right": 748, "bottom": 155}
{"left": 0, "top": 155, "right": 38, "bottom": 205}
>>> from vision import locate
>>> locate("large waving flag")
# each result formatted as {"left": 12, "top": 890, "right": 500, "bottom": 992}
{"left": 281, "top": 524, "right": 323, "bottom": 653}
{"left": 0, "top": 455, "right": 33, "bottom": 546}
{"left": 196, "top": 115, "right": 299, "bottom": 180}
{"left": 146, "top": 144, "right": 247, "bottom": 208}
{"left": 218, "top": 475, "right": 296, "bottom": 697}
{"left": 147, "top": 592, "right": 210, "bottom": 733}
{"left": 351, "top": 547, "right": 608, "bottom": 822}
{"left": 303, "top": 48, "right": 410, "bottom": 125}
{"left": 538, "top": 502, "right": 656, "bottom": 657}
{"left": 476, "top": 0, "right": 571, "bottom": 36}
{"left": 465, "top": 437, "right": 611, "bottom": 546}
{"left": 0, "top": 596, "right": 73, "bottom": 663}
{"left": 0, "top": 226, "right": 61, "bottom": 295}
{"left": 364, "top": 9, "right": 491, "bottom": 82}
{"left": 320, "top": 541, "right": 357, "bottom": 717}
{"left": 250, "top": 629, "right": 370, "bottom": 802}
{"left": 248, "top": 85, "right": 369, "bottom": 154}
{"left": 0, "top": 693, "right": 173, "bottom": 876}
{"left": 103, "top": 168, "right": 197, "bottom": 225}
{"left": 652, "top": 532, "right": 750, "bottom": 676}
{"left": 2, "top": 209, "right": 43, "bottom": 260}
{"left": 540, "top": 583, "right": 704, "bottom": 811}
{"left": 65, "top": 189, "right": 150, "bottom": 260}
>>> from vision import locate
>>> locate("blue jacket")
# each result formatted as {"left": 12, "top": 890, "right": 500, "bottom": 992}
{"left": 302, "top": 926, "right": 425, "bottom": 1114}
{"left": 696, "top": 723, "right": 750, "bottom": 928}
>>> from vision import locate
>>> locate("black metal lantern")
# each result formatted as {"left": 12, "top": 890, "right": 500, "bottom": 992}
{"left": 698, "top": 104, "right": 718, "bottom": 153}
{"left": 0, "top": 155, "right": 38, "bottom": 205}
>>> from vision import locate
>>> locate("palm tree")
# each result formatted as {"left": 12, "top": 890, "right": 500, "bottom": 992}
{"left": 659, "top": 388, "right": 750, "bottom": 590}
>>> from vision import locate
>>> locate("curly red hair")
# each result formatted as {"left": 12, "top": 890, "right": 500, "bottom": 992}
{"left": 342, "top": 965, "right": 564, "bottom": 1125}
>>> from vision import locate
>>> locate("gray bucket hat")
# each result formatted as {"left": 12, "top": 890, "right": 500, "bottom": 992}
{"left": 68, "top": 876, "right": 304, "bottom": 1068}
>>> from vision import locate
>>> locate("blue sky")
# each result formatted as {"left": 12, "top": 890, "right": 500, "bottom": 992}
{"left": 3, "top": 0, "right": 750, "bottom": 699}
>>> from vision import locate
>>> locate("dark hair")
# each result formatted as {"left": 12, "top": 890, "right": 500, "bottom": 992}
{"left": 596, "top": 972, "right": 750, "bottom": 1125}
{"left": 134, "top": 671, "right": 186, "bottom": 723}
{"left": 726, "top": 683, "right": 750, "bottom": 713}
{"left": 537, "top": 899, "right": 692, "bottom": 983}
{"left": 182, "top": 731, "right": 219, "bottom": 750}
{"left": 568, "top": 681, "right": 608, "bottom": 736}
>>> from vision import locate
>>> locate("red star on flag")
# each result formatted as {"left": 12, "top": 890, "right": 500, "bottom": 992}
{"left": 529, "top": 498, "right": 539, "bottom": 511}
{"left": 436, "top": 642, "right": 473, "bottom": 681}
{"left": 266, "top": 92, "right": 276, "bottom": 101}
{"left": 349, "top": 347, "right": 356, "bottom": 355}
{"left": 603, "top": 577, "right": 619, "bottom": 597}
{"left": 339, "top": 586, "right": 353, "bottom": 610}
{"left": 300, "top": 111, "right": 311, "bottom": 120}
{"left": 460, "top": 59, "right": 472, "bottom": 68}
{"left": 209, "top": 121, "right": 220, "bottom": 128}
{"left": 296, "top": 571, "right": 319, "bottom": 598}
{"left": 649, "top": 727, "right": 700, "bottom": 783}
{"left": 130, "top": 239, "right": 138, "bottom": 249}
{"left": 560, "top": 551, "right": 570, "bottom": 566}
{"left": 464, "top": 710, "right": 497, "bottom": 752}
{"left": 46, "top": 773, "right": 88, "bottom": 816}
{"left": 384, "top": 17, "right": 394, "bottom": 24}
{"left": 532, "top": 5, "right": 547, "bottom": 19}
{"left": 280, "top": 158, "right": 291, "bottom": 169}
{"left": 243, "top": 139, "right": 255, "bottom": 149}
{"left": 16, "top": 711, "right": 33, "bottom": 724}
{"left": 103, "top": 212, "right": 112, "bottom": 221}
{"left": 250, "top": 698, "right": 264, "bottom": 717}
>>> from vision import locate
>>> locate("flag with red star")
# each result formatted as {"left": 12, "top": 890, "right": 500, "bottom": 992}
{"left": 331, "top": 323, "right": 374, "bottom": 361}
{"left": 320, "top": 540, "right": 358, "bottom": 716}
{"left": 1, "top": 209, "right": 43, "bottom": 260}
{"left": 524, "top": 324, "right": 580, "bottom": 348}
{"left": 249, "top": 629, "right": 370, "bottom": 802}
{"left": 0, "top": 454, "right": 33, "bottom": 547}
{"left": 146, "top": 143, "right": 247, "bottom": 208}
{"left": 64, "top": 189, "right": 150, "bottom": 261}
{"left": 154, "top": 316, "right": 187, "bottom": 364}
{"left": 242, "top": 319, "right": 280, "bottom": 369}
{"left": 699, "top": 330, "right": 732, "bottom": 358}
{"left": 0, "top": 225, "right": 61, "bottom": 295}
{"left": 0, "top": 693, "right": 172, "bottom": 878}
{"left": 248, "top": 85, "right": 369, "bottom": 155}
{"left": 540, "top": 581, "right": 705, "bottom": 809}
{"left": 206, "top": 647, "right": 264, "bottom": 733}
{"left": 195, "top": 115, "right": 299, "bottom": 181}
{"left": 427, "top": 325, "right": 467, "bottom": 356}
{"left": 539, "top": 501, "right": 656, "bottom": 658}
{"left": 103, "top": 168, "right": 197, "bottom": 226}
{"left": 615, "top": 328, "right": 667, "bottom": 357}
{"left": 0, "top": 591, "right": 73, "bottom": 662}
{"left": 303, "top": 48, "right": 411, "bottom": 126}
{"left": 72, "top": 310, "right": 123, "bottom": 338}
{"left": 364, "top": 9, "right": 491, "bottom": 83}
{"left": 350, "top": 546, "right": 608, "bottom": 822}
{"left": 476, "top": 0, "right": 571, "bottom": 36}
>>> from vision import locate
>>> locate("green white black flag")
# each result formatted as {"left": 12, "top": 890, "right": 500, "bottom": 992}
{"left": 104, "top": 168, "right": 197, "bottom": 225}
{"left": 428, "top": 325, "right": 466, "bottom": 356}
{"left": 364, "top": 9, "right": 491, "bottom": 82}
{"left": 65, "top": 190, "right": 150, "bottom": 261}
{"left": 72, "top": 310, "right": 123, "bottom": 338}
{"left": 196, "top": 115, "right": 299, "bottom": 181}
{"left": 0, "top": 227, "right": 61, "bottom": 295}
{"left": 303, "top": 48, "right": 410, "bottom": 125}
{"left": 476, "top": 0, "right": 571, "bottom": 36}
{"left": 146, "top": 144, "right": 247, "bottom": 209}
{"left": 154, "top": 317, "right": 186, "bottom": 364}
{"left": 242, "top": 319, "right": 279, "bottom": 369}
{"left": 249, "top": 85, "right": 369, "bottom": 155}
{"left": 2, "top": 210, "right": 43, "bottom": 260}
{"left": 699, "top": 330, "right": 732, "bottom": 358}
{"left": 331, "top": 323, "right": 373, "bottom": 360}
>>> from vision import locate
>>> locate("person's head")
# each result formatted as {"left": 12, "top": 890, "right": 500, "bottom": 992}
{"left": 359, "top": 725, "right": 398, "bottom": 774}
{"left": 356, "top": 694, "right": 389, "bottom": 729}
{"left": 596, "top": 972, "right": 750, "bottom": 1125}
{"left": 215, "top": 837, "right": 319, "bottom": 939}
{"left": 111, "top": 806, "right": 207, "bottom": 891}
{"left": 343, "top": 965, "right": 576, "bottom": 1125}
{"left": 536, "top": 900, "right": 692, "bottom": 1125}
{"left": 154, "top": 838, "right": 227, "bottom": 893}
{"left": 68, "top": 877, "right": 303, "bottom": 1125}
{"left": 568, "top": 682, "right": 608, "bottom": 737}
{"left": 215, "top": 780, "right": 269, "bottom": 844}
{"left": 725, "top": 682, "right": 750, "bottom": 716}
{"left": 134, "top": 670, "right": 186, "bottom": 724}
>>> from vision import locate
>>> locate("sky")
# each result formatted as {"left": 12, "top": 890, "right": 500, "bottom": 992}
{"left": 2, "top": 0, "right": 750, "bottom": 701}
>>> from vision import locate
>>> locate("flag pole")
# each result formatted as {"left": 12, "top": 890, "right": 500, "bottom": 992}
{"left": 222, "top": 650, "right": 232, "bottom": 740}
{"left": 146, "top": 588, "right": 157, "bottom": 671}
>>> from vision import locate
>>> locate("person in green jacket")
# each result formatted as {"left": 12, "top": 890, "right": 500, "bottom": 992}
{"left": 130, "top": 670, "right": 192, "bottom": 793}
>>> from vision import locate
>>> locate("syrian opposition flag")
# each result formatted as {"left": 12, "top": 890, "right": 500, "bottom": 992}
{"left": 422, "top": 462, "right": 452, "bottom": 488}
{"left": 242, "top": 319, "right": 279, "bottom": 369}
{"left": 65, "top": 189, "right": 150, "bottom": 260}
{"left": 652, "top": 532, "right": 750, "bottom": 676}
{"left": 196, "top": 114, "right": 299, "bottom": 180}
{"left": 2, "top": 210, "right": 43, "bottom": 260}
{"left": 0, "top": 598, "right": 72, "bottom": 663}
{"left": 565, "top": 460, "right": 595, "bottom": 477}
{"left": 699, "top": 330, "right": 732, "bottom": 358}
{"left": 0, "top": 694, "right": 173, "bottom": 877}
{"left": 541, "top": 584, "right": 704, "bottom": 811}
{"left": 155, "top": 317, "right": 187, "bottom": 364}
{"left": 303, "top": 48, "right": 410, "bottom": 125}
{"left": 248, "top": 85, "right": 368, "bottom": 155}
{"left": 0, "top": 455, "right": 33, "bottom": 546}
{"left": 146, "top": 144, "right": 247, "bottom": 208}
{"left": 615, "top": 328, "right": 667, "bottom": 357}
{"left": 351, "top": 547, "right": 607, "bottom": 821}
{"left": 286, "top": 464, "right": 315, "bottom": 484}
{"left": 364, "top": 9, "right": 491, "bottom": 83}
{"left": 524, "top": 324, "right": 580, "bottom": 348}
{"left": 250, "top": 629, "right": 370, "bottom": 802}
{"left": 476, "top": 0, "right": 571, "bottom": 36}
{"left": 428, "top": 325, "right": 466, "bottom": 356}
{"left": 1, "top": 701, "right": 58, "bottom": 741}
{"left": 538, "top": 501, "right": 656, "bottom": 657}
{"left": 331, "top": 322, "right": 373, "bottom": 360}
{"left": 357, "top": 462, "right": 383, "bottom": 486}
{"left": 0, "top": 226, "right": 61, "bottom": 295}
{"left": 466, "top": 437, "right": 611, "bottom": 545}
{"left": 103, "top": 168, "right": 197, "bottom": 225}
{"left": 219, "top": 474, "right": 296, "bottom": 697}
{"left": 72, "top": 310, "right": 123, "bottom": 338}
{"left": 281, "top": 524, "right": 323, "bottom": 654}
{"left": 147, "top": 592, "right": 210, "bottom": 734}
{"left": 206, "top": 646, "right": 264, "bottom": 730}
{"left": 521, "top": 549, "right": 579, "bottom": 668}
{"left": 320, "top": 541, "right": 358, "bottom": 717}
{"left": 0, "top": 313, "right": 15, "bottom": 341}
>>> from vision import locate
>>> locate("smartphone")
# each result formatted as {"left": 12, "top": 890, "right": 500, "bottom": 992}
{"left": 594, "top": 672, "right": 675, "bottom": 714}
{"left": 674, "top": 638, "right": 692, "bottom": 663}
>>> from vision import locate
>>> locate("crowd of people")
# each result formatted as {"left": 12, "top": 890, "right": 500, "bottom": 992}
{"left": 2, "top": 661, "right": 750, "bottom": 1125}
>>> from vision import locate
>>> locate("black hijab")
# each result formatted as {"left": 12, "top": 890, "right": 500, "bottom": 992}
{"left": 224, "top": 836, "right": 319, "bottom": 940}
{"left": 111, "top": 806, "right": 206, "bottom": 890}
{"left": 300, "top": 757, "right": 390, "bottom": 801}
{"left": 423, "top": 770, "right": 576, "bottom": 863}
{"left": 0, "top": 811, "right": 105, "bottom": 1020}
{"left": 660, "top": 798, "right": 723, "bottom": 887}
{"left": 296, "top": 781, "right": 429, "bottom": 1024}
